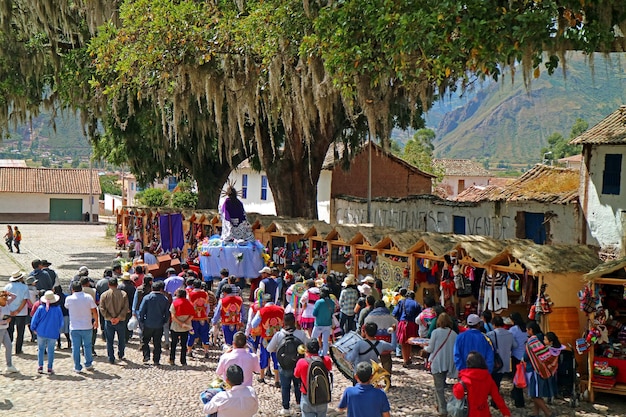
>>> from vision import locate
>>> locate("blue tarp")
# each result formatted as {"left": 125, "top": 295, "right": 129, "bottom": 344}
{"left": 199, "top": 236, "right": 265, "bottom": 279}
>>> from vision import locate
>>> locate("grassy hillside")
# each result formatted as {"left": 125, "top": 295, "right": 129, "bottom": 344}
{"left": 432, "top": 52, "right": 626, "bottom": 164}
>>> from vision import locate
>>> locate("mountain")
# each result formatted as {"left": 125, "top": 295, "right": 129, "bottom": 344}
{"left": 1, "top": 110, "right": 91, "bottom": 159}
{"left": 431, "top": 52, "right": 626, "bottom": 164}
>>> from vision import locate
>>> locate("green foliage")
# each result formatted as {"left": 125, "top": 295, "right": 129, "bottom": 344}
{"left": 41, "top": 158, "right": 50, "bottom": 167}
{"left": 136, "top": 188, "right": 170, "bottom": 207}
{"left": 99, "top": 174, "right": 122, "bottom": 199}
{"left": 171, "top": 190, "right": 198, "bottom": 209}
{"left": 105, "top": 223, "right": 116, "bottom": 238}
{"left": 540, "top": 118, "right": 586, "bottom": 161}
{"left": 401, "top": 128, "right": 443, "bottom": 180}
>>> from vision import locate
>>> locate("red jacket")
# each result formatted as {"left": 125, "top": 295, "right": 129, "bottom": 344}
{"left": 453, "top": 368, "right": 511, "bottom": 417}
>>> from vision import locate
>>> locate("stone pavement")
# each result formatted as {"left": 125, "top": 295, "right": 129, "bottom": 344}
{"left": 1, "top": 225, "right": 626, "bottom": 416}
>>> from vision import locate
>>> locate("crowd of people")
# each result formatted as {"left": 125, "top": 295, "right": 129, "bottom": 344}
{"left": 1, "top": 251, "right": 568, "bottom": 417}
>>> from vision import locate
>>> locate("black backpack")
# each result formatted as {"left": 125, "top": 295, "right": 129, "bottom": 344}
{"left": 276, "top": 331, "right": 304, "bottom": 371}
{"left": 306, "top": 357, "right": 331, "bottom": 405}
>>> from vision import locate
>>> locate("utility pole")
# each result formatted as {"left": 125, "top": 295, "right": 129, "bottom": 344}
{"left": 367, "top": 134, "right": 372, "bottom": 223}
{"left": 89, "top": 155, "right": 94, "bottom": 222}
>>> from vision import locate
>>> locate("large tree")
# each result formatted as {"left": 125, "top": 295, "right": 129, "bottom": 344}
{"left": 0, "top": 0, "right": 624, "bottom": 216}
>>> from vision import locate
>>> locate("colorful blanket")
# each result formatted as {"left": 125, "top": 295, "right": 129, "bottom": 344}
{"left": 526, "top": 335, "right": 558, "bottom": 379}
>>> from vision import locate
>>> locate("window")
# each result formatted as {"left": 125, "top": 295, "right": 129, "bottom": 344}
{"left": 130, "top": 183, "right": 135, "bottom": 191}
{"left": 453, "top": 216, "right": 466, "bottom": 234}
{"left": 261, "top": 175, "right": 268, "bottom": 200}
{"left": 167, "top": 176, "right": 178, "bottom": 192}
{"left": 241, "top": 174, "right": 248, "bottom": 199}
{"left": 602, "top": 154, "right": 622, "bottom": 195}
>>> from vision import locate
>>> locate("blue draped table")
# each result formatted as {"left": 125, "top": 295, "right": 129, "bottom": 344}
{"left": 199, "top": 238, "right": 265, "bottom": 279}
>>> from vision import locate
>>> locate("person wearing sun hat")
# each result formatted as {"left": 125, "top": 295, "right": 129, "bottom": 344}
{"left": 453, "top": 313, "right": 495, "bottom": 373}
{"left": 0, "top": 289, "right": 19, "bottom": 373}
{"left": 4, "top": 271, "right": 30, "bottom": 356}
{"left": 31, "top": 290, "right": 64, "bottom": 374}
{"left": 360, "top": 276, "right": 380, "bottom": 302}
{"left": 339, "top": 274, "right": 359, "bottom": 335}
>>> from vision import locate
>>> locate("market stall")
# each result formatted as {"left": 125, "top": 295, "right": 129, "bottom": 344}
{"left": 304, "top": 222, "right": 333, "bottom": 272}
{"left": 265, "top": 218, "right": 314, "bottom": 269}
{"left": 326, "top": 225, "right": 361, "bottom": 274}
{"left": 485, "top": 241, "right": 600, "bottom": 349}
{"left": 582, "top": 257, "right": 626, "bottom": 401}
{"left": 374, "top": 231, "right": 426, "bottom": 291}
{"left": 449, "top": 236, "right": 510, "bottom": 320}
{"left": 349, "top": 226, "right": 394, "bottom": 281}
{"left": 406, "top": 233, "right": 460, "bottom": 305}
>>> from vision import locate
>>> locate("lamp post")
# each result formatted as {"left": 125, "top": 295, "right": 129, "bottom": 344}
{"left": 543, "top": 151, "right": 553, "bottom": 166}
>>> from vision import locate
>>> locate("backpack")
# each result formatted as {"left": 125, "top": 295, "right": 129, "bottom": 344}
{"left": 276, "top": 331, "right": 304, "bottom": 371}
{"left": 306, "top": 357, "right": 331, "bottom": 405}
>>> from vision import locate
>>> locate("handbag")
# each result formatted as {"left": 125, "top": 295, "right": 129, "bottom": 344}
{"left": 447, "top": 380, "right": 469, "bottom": 417}
{"left": 513, "top": 361, "right": 527, "bottom": 389}
{"left": 492, "top": 333, "right": 504, "bottom": 372}
{"left": 425, "top": 329, "right": 452, "bottom": 373}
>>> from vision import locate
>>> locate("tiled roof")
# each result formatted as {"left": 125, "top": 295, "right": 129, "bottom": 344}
{"left": 0, "top": 159, "right": 28, "bottom": 167}
{"left": 433, "top": 159, "right": 491, "bottom": 177}
{"left": 456, "top": 164, "right": 579, "bottom": 204}
{"left": 0, "top": 167, "right": 102, "bottom": 195}
{"left": 570, "top": 105, "right": 626, "bottom": 145}
{"left": 557, "top": 154, "right": 582, "bottom": 163}
{"left": 488, "top": 177, "right": 516, "bottom": 187}
{"left": 490, "top": 164, "right": 579, "bottom": 204}
{"left": 455, "top": 185, "right": 503, "bottom": 202}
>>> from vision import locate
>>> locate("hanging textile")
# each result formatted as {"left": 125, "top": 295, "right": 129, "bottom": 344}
{"left": 377, "top": 256, "right": 406, "bottom": 289}
{"left": 159, "top": 213, "right": 185, "bottom": 252}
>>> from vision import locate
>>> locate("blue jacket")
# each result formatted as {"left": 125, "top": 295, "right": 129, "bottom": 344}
{"left": 31, "top": 304, "right": 64, "bottom": 339}
{"left": 138, "top": 292, "right": 170, "bottom": 329}
{"left": 454, "top": 328, "right": 495, "bottom": 373}
{"left": 392, "top": 298, "right": 421, "bottom": 322}
{"left": 312, "top": 297, "right": 335, "bottom": 326}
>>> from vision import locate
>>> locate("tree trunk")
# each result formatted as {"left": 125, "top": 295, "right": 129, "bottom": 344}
{"left": 192, "top": 153, "right": 245, "bottom": 209}
{"left": 262, "top": 127, "right": 333, "bottom": 219}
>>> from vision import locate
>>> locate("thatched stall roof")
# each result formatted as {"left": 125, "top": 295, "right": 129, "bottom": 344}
{"left": 584, "top": 256, "right": 626, "bottom": 281}
{"left": 375, "top": 231, "right": 428, "bottom": 253}
{"left": 245, "top": 213, "right": 281, "bottom": 228}
{"left": 267, "top": 218, "right": 317, "bottom": 236}
{"left": 328, "top": 224, "right": 363, "bottom": 243}
{"left": 350, "top": 226, "right": 397, "bottom": 247}
{"left": 407, "top": 233, "right": 464, "bottom": 258}
{"left": 487, "top": 241, "right": 600, "bottom": 275}
{"left": 303, "top": 221, "right": 334, "bottom": 239}
{"left": 454, "top": 236, "right": 511, "bottom": 265}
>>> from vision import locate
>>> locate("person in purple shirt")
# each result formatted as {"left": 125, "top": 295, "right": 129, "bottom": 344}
{"left": 164, "top": 268, "right": 184, "bottom": 297}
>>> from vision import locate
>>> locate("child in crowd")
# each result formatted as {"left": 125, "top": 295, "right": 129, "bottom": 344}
{"left": 338, "top": 361, "right": 391, "bottom": 417}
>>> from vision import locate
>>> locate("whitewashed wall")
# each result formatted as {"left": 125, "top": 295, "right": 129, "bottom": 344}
{"left": 224, "top": 166, "right": 332, "bottom": 221}
{"left": 332, "top": 196, "right": 581, "bottom": 244}
{"left": 104, "top": 193, "right": 123, "bottom": 214}
{"left": 440, "top": 175, "right": 490, "bottom": 198}
{"left": 0, "top": 193, "right": 90, "bottom": 213}
{"left": 581, "top": 144, "right": 626, "bottom": 254}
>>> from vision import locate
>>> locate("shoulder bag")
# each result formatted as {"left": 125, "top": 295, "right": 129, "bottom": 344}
{"left": 447, "top": 380, "right": 469, "bottom": 417}
{"left": 425, "top": 328, "right": 452, "bottom": 373}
